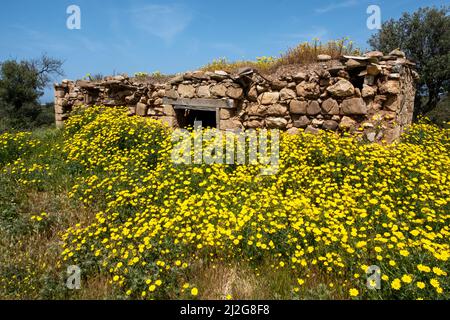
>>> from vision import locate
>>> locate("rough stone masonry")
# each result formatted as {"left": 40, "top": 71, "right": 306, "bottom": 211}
{"left": 54, "top": 49, "right": 418, "bottom": 143}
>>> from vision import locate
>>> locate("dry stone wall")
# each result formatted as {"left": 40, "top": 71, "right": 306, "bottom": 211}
{"left": 55, "top": 49, "right": 418, "bottom": 143}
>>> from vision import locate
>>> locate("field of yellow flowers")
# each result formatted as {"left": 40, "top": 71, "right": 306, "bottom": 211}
{"left": 0, "top": 106, "right": 448, "bottom": 300}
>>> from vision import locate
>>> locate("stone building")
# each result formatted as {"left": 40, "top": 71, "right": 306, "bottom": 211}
{"left": 54, "top": 49, "right": 418, "bottom": 143}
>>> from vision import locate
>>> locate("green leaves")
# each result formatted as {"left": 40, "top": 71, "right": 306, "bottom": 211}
{"left": 369, "top": 6, "right": 450, "bottom": 117}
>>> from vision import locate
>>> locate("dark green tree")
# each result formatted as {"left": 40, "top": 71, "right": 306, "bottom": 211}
{"left": 369, "top": 6, "right": 450, "bottom": 117}
{"left": 0, "top": 54, "right": 64, "bottom": 130}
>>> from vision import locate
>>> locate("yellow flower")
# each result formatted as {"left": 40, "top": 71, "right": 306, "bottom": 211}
{"left": 399, "top": 250, "right": 409, "bottom": 257}
{"left": 417, "top": 264, "right": 431, "bottom": 273}
{"left": 191, "top": 287, "right": 198, "bottom": 296}
{"left": 401, "top": 275, "right": 412, "bottom": 284}
{"left": 416, "top": 282, "right": 425, "bottom": 289}
{"left": 349, "top": 288, "right": 359, "bottom": 297}
{"left": 432, "top": 267, "right": 447, "bottom": 276}
{"left": 391, "top": 279, "right": 401, "bottom": 290}
{"left": 430, "top": 279, "right": 440, "bottom": 288}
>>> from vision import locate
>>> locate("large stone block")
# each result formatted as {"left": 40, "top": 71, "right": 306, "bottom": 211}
{"left": 196, "top": 85, "right": 211, "bottom": 98}
{"left": 165, "top": 89, "right": 180, "bottom": 99}
{"left": 367, "top": 64, "right": 382, "bottom": 76}
{"left": 220, "top": 108, "right": 235, "bottom": 120}
{"left": 163, "top": 104, "right": 176, "bottom": 116}
{"left": 384, "top": 95, "right": 400, "bottom": 112}
{"left": 289, "top": 100, "right": 308, "bottom": 114}
{"left": 362, "top": 85, "right": 377, "bottom": 98}
{"left": 287, "top": 127, "right": 300, "bottom": 135}
{"left": 265, "top": 117, "right": 288, "bottom": 129}
{"left": 226, "top": 86, "right": 244, "bottom": 99}
{"left": 178, "top": 84, "right": 196, "bottom": 98}
{"left": 340, "top": 98, "right": 368, "bottom": 115}
{"left": 247, "top": 85, "right": 258, "bottom": 102}
{"left": 327, "top": 79, "right": 355, "bottom": 98}
{"left": 293, "top": 72, "right": 307, "bottom": 82}
{"left": 346, "top": 59, "right": 367, "bottom": 69}
{"left": 384, "top": 126, "right": 401, "bottom": 143}
{"left": 296, "top": 82, "right": 320, "bottom": 99}
{"left": 220, "top": 119, "right": 243, "bottom": 130}
{"left": 306, "top": 101, "right": 321, "bottom": 115}
{"left": 247, "top": 104, "right": 266, "bottom": 116}
{"left": 293, "top": 115, "right": 310, "bottom": 128}
{"left": 245, "top": 119, "right": 263, "bottom": 128}
{"left": 270, "top": 80, "right": 288, "bottom": 91}
{"left": 210, "top": 84, "right": 228, "bottom": 97}
{"left": 379, "top": 80, "right": 400, "bottom": 95}
{"left": 322, "top": 120, "right": 339, "bottom": 131}
{"left": 280, "top": 88, "right": 297, "bottom": 101}
{"left": 321, "top": 98, "right": 340, "bottom": 115}
{"left": 266, "top": 104, "right": 288, "bottom": 116}
{"left": 311, "top": 119, "right": 324, "bottom": 127}
{"left": 304, "top": 125, "right": 320, "bottom": 135}
{"left": 339, "top": 116, "right": 357, "bottom": 130}
{"left": 258, "top": 92, "right": 280, "bottom": 105}
{"left": 317, "top": 54, "right": 332, "bottom": 62}
{"left": 136, "top": 102, "right": 148, "bottom": 116}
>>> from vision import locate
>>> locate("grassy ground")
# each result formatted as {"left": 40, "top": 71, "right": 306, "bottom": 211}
{"left": 0, "top": 107, "right": 448, "bottom": 300}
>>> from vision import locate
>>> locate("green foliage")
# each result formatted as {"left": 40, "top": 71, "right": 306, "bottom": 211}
{"left": 82, "top": 73, "right": 103, "bottom": 81}
{"left": 425, "top": 95, "right": 450, "bottom": 127}
{"left": 134, "top": 72, "right": 148, "bottom": 78}
{"left": 369, "top": 6, "right": 450, "bottom": 116}
{"left": 0, "top": 55, "right": 63, "bottom": 132}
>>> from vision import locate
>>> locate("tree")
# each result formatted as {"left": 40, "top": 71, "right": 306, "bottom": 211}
{"left": 369, "top": 6, "right": 450, "bottom": 117}
{"left": 29, "top": 54, "right": 64, "bottom": 91}
{"left": 0, "top": 54, "right": 64, "bottom": 130}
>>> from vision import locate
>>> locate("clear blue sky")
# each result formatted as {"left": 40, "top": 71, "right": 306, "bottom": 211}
{"left": 0, "top": 0, "right": 447, "bottom": 102}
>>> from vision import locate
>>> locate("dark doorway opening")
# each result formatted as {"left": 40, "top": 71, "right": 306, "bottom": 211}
{"left": 175, "top": 108, "right": 217, "bottom": 128}
{"left": 348, "top": 70, "right": 365, "bottom": 90}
